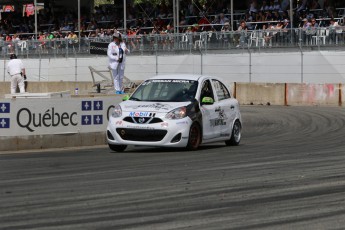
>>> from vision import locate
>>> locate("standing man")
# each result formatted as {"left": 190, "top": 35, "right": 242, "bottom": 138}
{"left": 107, "top": 33, "right": 129, "bottom": 94}
{"left": 118, "top": 34, "right": 130, "bottom": 93}
{"left": 7, "top": 54, "right": 26, "bottom": 94}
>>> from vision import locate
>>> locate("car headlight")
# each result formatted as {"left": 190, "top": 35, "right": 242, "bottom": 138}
{"left": 165, "top": 106, "right": 187, "bottom": 120}
{"left": 111, "top": 105, "right": 122, "bottom": 118}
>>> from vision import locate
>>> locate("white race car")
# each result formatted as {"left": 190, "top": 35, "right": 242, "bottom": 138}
{"left": 107, "top": 74, "right": 242, "bottom": 152}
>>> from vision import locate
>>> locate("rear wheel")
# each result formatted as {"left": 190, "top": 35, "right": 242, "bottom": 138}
{"left": 186, "top": 123, "right": 201, "bottom": 151}
{"left": 108, "top": 144, "right": 127, "bottom": 152}
{"left": 226, "top": 120, "right": 241, "bottom": 146}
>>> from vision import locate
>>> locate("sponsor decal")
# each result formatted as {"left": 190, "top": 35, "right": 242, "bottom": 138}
{"left": 129, "top": 112, "right": 155, "bottom": 117}
{"left": 210, "top": 108, "right": 228, "bottom": 127}
{"left": 0, "top": 118, "right": 10, "bottom": 129}
{"left": 81, "top": 115, "right": 92, "bottom": 125}
{"left": 176, "top": 121, "right": 188, "bottom": 125}
{"left": 161, "top": 122, "right": 169, "bottom": 128}
{"left": 151, "top": 80, "right": 194, "bottom": 83}
{"left": 138, "top": 117, "right": 146, "bottom": 123}
{"left": 115, "top": 120, "right": 123, "bottom": 126}
{"left": 17, "top": 108, "right": 78, "bottom": 132}
{"left": 93, "top": 115, "right": 103, "bottom": 125}
{"left": 135, "top": 103, "right": 171, "bottom": 111}
{"left": 210, "top": 119, "right": 226, "bottom": 127}
{"left": 0, "top": 103, "right": 10, "bottom": 113}
{"left": 82, "top": 101, "right": 92, "bottom": 111}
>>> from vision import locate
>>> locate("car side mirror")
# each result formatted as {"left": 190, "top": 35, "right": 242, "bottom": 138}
{"left": 122, "top": 95, "right": 130, "bottom": 101}
{"left": 201, "top": 97, "right": 214, "bottom": 105}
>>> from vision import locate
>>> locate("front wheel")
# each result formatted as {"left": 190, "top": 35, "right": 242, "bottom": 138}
{"left": 108, "top": 144, "right": 127, "bottom": 152}
{"left": 226, "top": 120, "right": 241, "bottom": 146}
{"left": 186, "top": 123, "right": 201, "bottom": 151}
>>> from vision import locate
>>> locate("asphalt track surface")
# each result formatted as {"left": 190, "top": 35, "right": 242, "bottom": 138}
{"left": 1, "top": 106, "right": 345, "bottom": 230}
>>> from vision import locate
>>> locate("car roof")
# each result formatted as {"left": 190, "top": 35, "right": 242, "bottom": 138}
{"left": 148, "top": 74, "right": 222, "bottom": 82}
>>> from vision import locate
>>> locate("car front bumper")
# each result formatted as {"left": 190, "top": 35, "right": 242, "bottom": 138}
{"left": 107, "top": 116, "right": 192, "bottom": 147}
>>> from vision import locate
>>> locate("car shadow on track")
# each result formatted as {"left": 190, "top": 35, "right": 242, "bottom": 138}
{"left": 108, "top": 143, "right": 232, "bottom": 154}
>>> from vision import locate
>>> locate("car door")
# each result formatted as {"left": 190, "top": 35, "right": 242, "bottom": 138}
{"left": 211, "top": 79, "right": 237, "bottom": 137}
{"left": 199, "top": 79, "right": 220, "bottom": 140}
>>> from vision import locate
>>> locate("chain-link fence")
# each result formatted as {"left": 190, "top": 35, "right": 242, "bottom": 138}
{"left": 1, "top": 28, "right": 345, "bottom": 84}
{"left": 1, "top": 28, "right": 345, "bottom": 58}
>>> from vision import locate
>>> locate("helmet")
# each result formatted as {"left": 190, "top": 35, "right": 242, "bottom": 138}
{"left": 10, "top": 54, "right": 17, "bottom": 59}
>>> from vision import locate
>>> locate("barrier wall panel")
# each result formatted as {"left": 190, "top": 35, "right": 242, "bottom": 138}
{"left": 287, "top": 83, "right": 339, "bottom": 106}
{"left": 235, "top": 83, "right": 286, "bottom": 105}
{"left": 0, "top": 95, "right": 122, "bottom": 151}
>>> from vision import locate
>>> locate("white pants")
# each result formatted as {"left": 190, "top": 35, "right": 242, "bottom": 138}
{"left": 112, "top": 65, "right": 125, "bottom": 91}
{"left": 11, "top": 74, "right": 25, "bottom": 94}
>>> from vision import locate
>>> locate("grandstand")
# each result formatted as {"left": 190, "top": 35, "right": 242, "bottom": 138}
{"left": 1, "top": 0, "right": 345, "bottom": 58}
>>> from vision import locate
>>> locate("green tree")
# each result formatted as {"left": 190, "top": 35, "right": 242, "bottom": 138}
{"left": 94, "top": 0, "right": 114, "bottom": 6}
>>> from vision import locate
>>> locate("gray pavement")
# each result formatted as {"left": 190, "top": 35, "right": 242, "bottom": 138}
{"left": 1, "top": 106, "right": 345, "bottom": 229}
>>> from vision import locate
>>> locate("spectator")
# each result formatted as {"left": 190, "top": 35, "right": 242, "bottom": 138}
{"left": 260, "top": 1, "right": 270, "bottom": 11}
{"left": 273, "top": 0, "right": 281, "bottom": 11}
{"left": 221, "top": 22, "right": 231, "bottom": 47}
{"left": 237, "top": 20, "right": 248, "bottom": 47}
{"left": 7, "top": 54, "right": 26, "bottom": 94}
{"left": 310, "top": 18, "right": 319, "bottom": 28}
{"left": 219, "top": 13, "right": 229, "bottom": 25}
{"left": 249, "top": 0, "right": 258, "bottom": 14}
{"left": 67, "top": 31, "right": 78, "bottom": 48}
{"left": 329, "top": 18, "right": 340, "bottom": 43}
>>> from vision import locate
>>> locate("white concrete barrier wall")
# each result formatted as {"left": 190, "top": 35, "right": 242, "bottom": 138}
{"left": 1, "top": 51, "right": 345, "bottom": 84}
{"left": 0, "top": 96, "right": 122, "bottom": 151}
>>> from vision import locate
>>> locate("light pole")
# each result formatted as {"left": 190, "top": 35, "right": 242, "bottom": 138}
{"left": 290, "top": 0, "right": 293, "bottom": 44}
{"left": 124, "top": 0, "right": 127, "bottom": 33}
{"left": 231, "top": 0, "right": 234, "bottom": 31}
{"left": 34, "top": 0, "right": 38, "bottom": 39}
{"left": 78, "top": 0, "right": 81, "bottom": 38}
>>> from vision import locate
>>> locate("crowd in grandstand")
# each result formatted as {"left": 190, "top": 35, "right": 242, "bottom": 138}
{"left": 0, "top": 0, "right": 344, "bottom": 52}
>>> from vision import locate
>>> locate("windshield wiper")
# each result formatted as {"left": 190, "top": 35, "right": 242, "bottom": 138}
{"left": 147, "top": 100, "right": 169, "bottom": 102}
{"left": 130, "top": 97, "right": 141, "bottom": 101}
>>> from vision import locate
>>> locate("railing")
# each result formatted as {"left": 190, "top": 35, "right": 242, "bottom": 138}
{"left": 1, "top": 27, "right": 345, "bottom": 59}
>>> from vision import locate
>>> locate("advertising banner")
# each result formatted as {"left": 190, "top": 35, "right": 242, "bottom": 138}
{"left": 0, "top": 97, "right": 119, "bottom": 137}
{"left": 90, "top": 42, "right": 108, "bottom": 55}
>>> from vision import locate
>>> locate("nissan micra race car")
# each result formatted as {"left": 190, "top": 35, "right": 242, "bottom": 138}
{"left": 107, "top": 74, "right": 242, "bottom": 152}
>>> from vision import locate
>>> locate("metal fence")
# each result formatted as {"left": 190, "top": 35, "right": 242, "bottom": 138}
{"left": 2, "top": 27, "right": 345, "bottom": 59}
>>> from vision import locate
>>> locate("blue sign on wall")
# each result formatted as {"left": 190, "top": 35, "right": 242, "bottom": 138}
{"left": 93, "top": 101, "right": 103, "bottom": 111}
{"left": 0, "top": 118, "right": 10, "bottom": 128}
{"left": 81, "top": 115, "right": 92, "bottom": 125}
{"left": 93, "top": 115, "right": 103, "bottom": 125}
{"left": 0, "top": 103, "right": 10, "bottom": 113}
{"left": 81, "top": 101, "right": 92, "bottom": 111}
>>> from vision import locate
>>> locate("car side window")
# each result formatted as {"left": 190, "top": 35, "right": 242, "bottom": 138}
{"left": 200, "top": 80, "right": 214, "bottom": 101}
{"left": 212, "top": 80, "right": 231, "bottom": 101}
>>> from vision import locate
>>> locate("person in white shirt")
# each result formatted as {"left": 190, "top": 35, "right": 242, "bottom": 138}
{"left": 107, "top": 33, "right": 129, "bottom": 94}
{"left": 118, "top": 35, "right": 130, "bottom": 93}
{"left": 7, "top": 54, "right": 26, "bottom": 94}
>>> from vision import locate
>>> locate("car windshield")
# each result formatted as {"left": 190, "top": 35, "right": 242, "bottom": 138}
{"left": 130, "top": 79, "right": 198, "bottom": 102}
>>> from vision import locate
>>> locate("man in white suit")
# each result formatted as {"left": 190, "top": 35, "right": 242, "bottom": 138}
{"left": 107, "top": 33, "right": 129, "bottom": 94}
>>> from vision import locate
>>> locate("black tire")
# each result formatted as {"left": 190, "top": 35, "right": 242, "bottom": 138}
{"left": 186, "top": 122, "right": 202, "bottom": 151}
{"left": 108, "top": 144, "right": 127, "bottom": 152}
{"left": 226, "top": 120, "right": 241, "bottom": 146}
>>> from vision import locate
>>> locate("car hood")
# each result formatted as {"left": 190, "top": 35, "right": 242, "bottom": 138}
{"left": 121, "top": 101, "right": 191, "bottom": 113}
